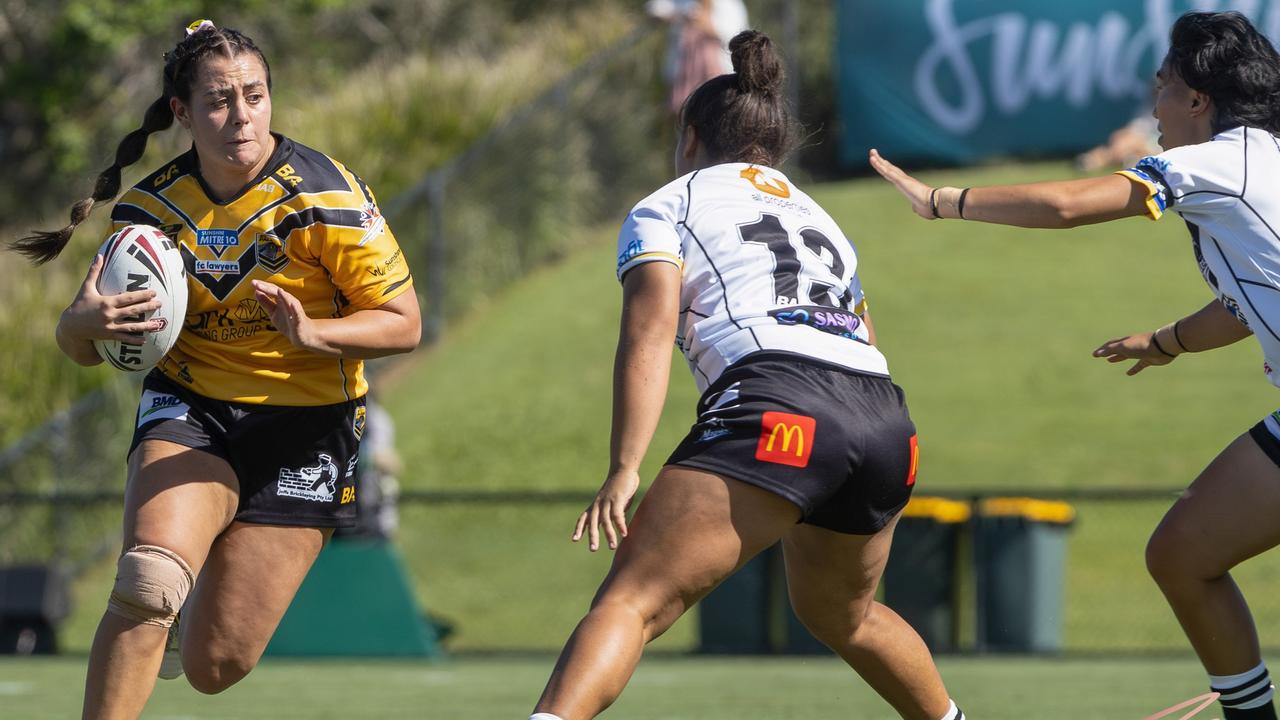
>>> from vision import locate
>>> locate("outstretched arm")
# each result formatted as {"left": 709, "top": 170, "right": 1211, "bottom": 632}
{"left": 1093, "top": 299, "right": 1253, "bottom": 376}
{"left": 573, "top": 261, "right": 681, "bottom": 551}
{"left": 869, "top": 149, "right": 1154, "bottom": 229}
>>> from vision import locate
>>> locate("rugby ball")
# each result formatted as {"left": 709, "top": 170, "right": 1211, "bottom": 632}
{"left": 92, "top": 225, "right": 188, "bottom": 372}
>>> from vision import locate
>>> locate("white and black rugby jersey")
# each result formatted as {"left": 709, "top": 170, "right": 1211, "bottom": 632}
{"left": 1119, "top": 126, "right": 1280, "bottom": 388}
{"left": 616, "top": 162, "right": 889, "bottom": 392}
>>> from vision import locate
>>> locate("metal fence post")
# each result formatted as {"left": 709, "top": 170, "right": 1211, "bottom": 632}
{"left": 425, "top": 173, "right": 447, "bottom": 344}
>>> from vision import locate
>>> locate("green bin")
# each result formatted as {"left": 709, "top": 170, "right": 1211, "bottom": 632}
{"left": 975, "top": 497, "right": 1075, "bottom": 653}
{"left": 882, "top": 496, "right": 971, "bottom": 653}
{"left": 697, "top": 544, "right": 779, "bottom": 653}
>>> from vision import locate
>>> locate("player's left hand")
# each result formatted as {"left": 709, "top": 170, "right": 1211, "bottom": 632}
{"left": 1092, "top": 332, "right": 1176, "bottom": 375}
{"left": 573, "top": 469, "right": 640, "bottom": 552}
{"left": 252, "top": 280, "right": 319, "bottom": 352}
{"left": 868, "top": 149, "right": 937, "bottom": 220}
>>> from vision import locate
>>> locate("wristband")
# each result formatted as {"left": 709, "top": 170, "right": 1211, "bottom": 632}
{"left": 1172, "top": 320, "right": 1190, "bottom": 353}
{"left": 1151, "top": 331, "right": 1176, "bottom": 358}
{"left": 957, "top": 188, "right": 971, "bottom": 219}
{"left": 929, "top": 188, "right": 941, "bottom": 219}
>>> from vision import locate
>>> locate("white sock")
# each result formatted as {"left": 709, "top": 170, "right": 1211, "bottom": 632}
{"left": 529, "top": 714, "right": 564, "bottom": 720}
{"left": 1211, "top": 662, "right": 1275, "bottom": 711}
{"left": 936, "top": 699, "right": 965, "bottom": 720}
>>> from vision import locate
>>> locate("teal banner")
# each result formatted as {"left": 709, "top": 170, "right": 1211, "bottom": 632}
{"left": 836, "top": 0, "right": 1280, "bottom": 166}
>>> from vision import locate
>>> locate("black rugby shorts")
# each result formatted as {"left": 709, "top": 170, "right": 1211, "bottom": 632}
{"left": 667, "top": 353, "right": 917, "bottom": 534}
{"left": 129, "top": 370, "right": 364, "bottom": 528}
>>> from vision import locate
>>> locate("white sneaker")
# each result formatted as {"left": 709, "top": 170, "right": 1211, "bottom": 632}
{"left": 158, "top": 614, "right": 183, "bottom": 680}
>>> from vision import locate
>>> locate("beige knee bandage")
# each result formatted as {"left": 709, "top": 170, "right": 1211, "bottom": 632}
{"left": 107, "top": 545, "right": 194, "bottom": 627}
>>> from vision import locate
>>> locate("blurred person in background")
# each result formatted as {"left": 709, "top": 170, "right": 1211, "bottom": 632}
{"left": 646, "top": 0, "right": 749, "bottom": 115}
{"left": 10, "top": 19, "right": 419, "bottom": 719}
{"left": 529, "top": 30, "right": 965, "bottom": 720}
{"left": 872, "top": 11, "right": 1280, "bottom": 720}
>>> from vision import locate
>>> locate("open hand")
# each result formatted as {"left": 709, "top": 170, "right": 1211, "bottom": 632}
{"left": 252, "top": 279, "right": 317, "bottom": 351}
{"left": 1093, "top": 332, "right": 1176, "bottom": 376}
{"left": 868, "top": 149, "right": 937, "bottom": 220}
{"left": 572, "top": 469, "right": 640, "bottom": 552}
{"left": 59, "top": 254, "right": 164, "bottom": 345}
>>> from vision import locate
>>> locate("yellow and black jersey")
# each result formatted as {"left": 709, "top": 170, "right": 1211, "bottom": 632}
{"left": 107, "top": 134, "right": 412, "bottom": 405}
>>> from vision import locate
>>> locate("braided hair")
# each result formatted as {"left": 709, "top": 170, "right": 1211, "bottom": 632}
{"left": 11, "top": 23, "right": 271, "bottom": 265}
{"left": 679, "top": 30, "right": 798, "bottom": 168}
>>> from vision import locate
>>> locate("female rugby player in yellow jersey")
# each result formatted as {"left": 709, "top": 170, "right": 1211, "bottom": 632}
{"left": 530, "top": 31, "right": 963, "bottom": 720}
{"left": 871, "top": 12, "right": 1280, "bottom": 719}
{"left": 11, "top": 20, "right": 419, "bottom": 719}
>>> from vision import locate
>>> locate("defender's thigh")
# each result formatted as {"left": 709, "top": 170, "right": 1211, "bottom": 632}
{"left": 181, "top": 522, "right": 330, "bottom": 669}
{"left": 597, "top": 465, "right": 800, "bottom": 615}
{"left": 1150, "top": 431, "right": 1280, "bottom": 577}
{"left": 782, "top": 514, "right": 900, "bottom": 624}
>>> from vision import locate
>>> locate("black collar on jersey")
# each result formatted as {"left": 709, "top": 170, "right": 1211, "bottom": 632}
{"left": 188, "top": 132, "right": 295, "bottom": 206}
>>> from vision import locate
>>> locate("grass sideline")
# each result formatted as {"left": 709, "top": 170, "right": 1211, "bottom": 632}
{"left": 0, "top": 654, "right": 1228, "bottom": 719}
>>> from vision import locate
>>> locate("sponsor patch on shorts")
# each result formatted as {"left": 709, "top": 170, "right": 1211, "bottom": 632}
{"left": 137, "top": 389, "right": 189, "bottom": 427}
{"left": 755, "top": 411, "right": 816, "bottom": 468}
{"left": 277, "top": 453, "right": 340, "bottom": 503}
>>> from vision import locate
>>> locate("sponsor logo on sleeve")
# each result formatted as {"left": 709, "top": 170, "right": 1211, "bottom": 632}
{"left": 277, "top": 453, "right": 339, "bottom": 502}
{"left": 618, "top": 238, "right": 646, "bottom": 267}
{"left": 755, "top": 411, "right": 816, "bottom": 468}
{"left": 358, "top": 202, "right": 386, "bottom": 247}
{"left": 366, "top": 248, "right": 403, "bottom": 278}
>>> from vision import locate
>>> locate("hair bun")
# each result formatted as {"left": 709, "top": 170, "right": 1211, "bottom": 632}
{"left": 729, "top": 30, "right": 784, "bottom": 96}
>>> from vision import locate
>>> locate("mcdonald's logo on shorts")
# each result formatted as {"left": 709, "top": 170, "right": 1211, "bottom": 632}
{"left": 755, "top": 411, "right": 816, "bottom": 468}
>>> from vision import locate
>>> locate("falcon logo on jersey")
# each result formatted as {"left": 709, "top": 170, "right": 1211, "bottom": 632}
{"left": 755, "top": 412, "right": 816, "bottom": 468}
{"left": 740, "top": 167, "right": 791, "bottom": 198}
{"left": 256, "top": 233, "right": 289, "bottom": 273}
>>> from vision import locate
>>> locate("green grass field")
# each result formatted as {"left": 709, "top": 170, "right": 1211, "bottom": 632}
{"left": 0, "top": 654, "right": 1228, "bottom": 719}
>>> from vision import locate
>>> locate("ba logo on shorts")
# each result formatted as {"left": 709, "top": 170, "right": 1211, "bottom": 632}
{"left": 755, "top": 411, "right": 816, "bottom": 468}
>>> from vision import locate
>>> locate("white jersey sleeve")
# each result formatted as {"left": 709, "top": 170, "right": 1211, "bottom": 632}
{"left": 1118, "top": 129, "right": 1248, "bottom": 220}
{"left": 617, "top": 180, "right": 686, "bottom": 280}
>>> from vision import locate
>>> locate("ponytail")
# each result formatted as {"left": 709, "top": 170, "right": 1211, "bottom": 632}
{"left": 11, "top": 96, "right": 174, "bottom": 265}
{"left": 680, "top": 30, "right": 798, "bottom": 168}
